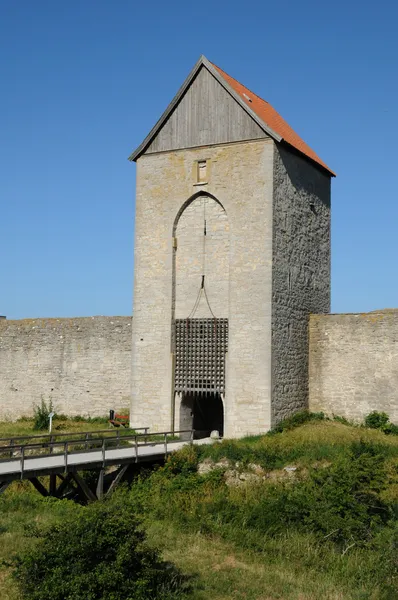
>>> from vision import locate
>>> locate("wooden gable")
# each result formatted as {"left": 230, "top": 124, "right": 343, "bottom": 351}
{"left": 143, "top": 65, "right": 267, "bottom": 155}
{"left": 130, "top": 56, "right": 334, "bottom": 175}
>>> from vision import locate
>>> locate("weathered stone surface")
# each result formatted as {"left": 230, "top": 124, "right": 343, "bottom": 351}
{"left": 131, "top": 132, "right": 333, "bottom": 437}
{"left": 309, "top": 311, "right": 398, "bottom": 424}
{"left": 0, "top": 317, "right": 132, "bottom": 420}
{"left": 272, "top": 145, "right": 331, "bottom": 425}
{"left": 131, "top": 139, "right": 275, "bottom": 437}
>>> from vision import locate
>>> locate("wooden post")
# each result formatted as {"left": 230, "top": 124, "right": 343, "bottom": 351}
{"left": 70, "top": 473, "right": 97, "bottom": 503}
{"left": 29, "top": 477, "right": 49, "bottom": 497}
{"left": 106, "top": 465, "right": 128, "bottom": 497}
{"left": 64, "top": 441, "right": 68, "bottom": 473}
{"left": 20, "top": 446, "right": 24, "bottom": 480}
{"left": 49, "top": 474, "right": 57, "bottom": 496}
{"left": 55, "top": 473, "right": 73, "bottom": 498}
{"left": 0, "top": 482, "right": 10, "bottom": 495}
{"left": 96, "top": 469, "right": 104, "bottom": 500}
{"left": 102, "top": 438, "right": 106, "bottom": 467}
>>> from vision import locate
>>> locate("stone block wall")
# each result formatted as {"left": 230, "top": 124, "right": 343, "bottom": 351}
{"left": 309, "top": 311, "right": 398, "bottom": 424}
{"left": 174, "top": 195, "right": 229, "bottom": 320}
{"left": 0, "top": 317, "right": 132, "bottom": 420}
{"left": 132, "top": 138, "right": 274, "bottom": 437}
{"left": 272, "top": 146, "right": 331, "bottom": 424}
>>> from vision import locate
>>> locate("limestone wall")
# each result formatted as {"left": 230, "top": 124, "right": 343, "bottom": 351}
{"left": 272, "top": 146, "right": 331, "bottom": 424}
{"left": 309, "top": 311, "right": 398, "bottom": 424}
{"left": 132, "top": 138, "right": 274, "bottom": 437}
{"left": 0, "top": 317, "right": 132, "bottom": 420}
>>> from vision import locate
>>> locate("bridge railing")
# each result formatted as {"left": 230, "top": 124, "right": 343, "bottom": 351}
{"left": 0, "top": 429, "right": 196, "bottom": 476}
{"left": 0, "top": 427, "right": 150, "bottom": 449}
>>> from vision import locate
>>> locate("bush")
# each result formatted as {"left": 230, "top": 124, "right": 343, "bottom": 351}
{"left": 270, "top": 410, "right": 326, "bottom": 434}
{"left": 70, "top": 415, "right": 109, "bottom": 424}
{"left": 365, "top": 411, "right": 390, "bottom": 430}
{"left": 282, "top": 440, "right": 393, "bottom": 545}
{"left": 32, "top": 397, "right": 55, "bottom": 431}
{"left": 9, "top": 492, "right": 189, "bottom": 600}
{"left": 383, "top": 422, "right": 398, "bottom": 436}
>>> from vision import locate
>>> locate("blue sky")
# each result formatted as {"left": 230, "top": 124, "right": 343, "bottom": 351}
{"left": 1, "top": 0, "right": 397, "bottom": 319}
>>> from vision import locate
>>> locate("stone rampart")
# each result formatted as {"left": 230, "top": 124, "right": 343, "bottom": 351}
{"left": 0, "top": 316, "right": 132, "bottom": 420}
{"left": 309, "top": 310, "right": 398, "bottom": 424}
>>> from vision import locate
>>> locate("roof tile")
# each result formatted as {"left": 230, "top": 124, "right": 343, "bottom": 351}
{"left": 212, "top": 62, "right": 335, "bottom": 176}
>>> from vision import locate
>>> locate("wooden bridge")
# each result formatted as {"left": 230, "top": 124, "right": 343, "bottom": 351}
{"left": 0, "top": 428, "right": 211, "bottom": 502}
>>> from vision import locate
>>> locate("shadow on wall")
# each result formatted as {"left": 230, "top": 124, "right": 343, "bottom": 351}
{"left": 277, "top": 144, "right": 331, "bottom": 206}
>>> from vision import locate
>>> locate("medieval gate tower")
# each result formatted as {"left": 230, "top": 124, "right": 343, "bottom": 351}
{"left": 129, "top": 56, "right": 334, "bottom": 438}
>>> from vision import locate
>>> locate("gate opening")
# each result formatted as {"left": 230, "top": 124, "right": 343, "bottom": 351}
{"left": 180, "top": 392, "right": 224, "bottom": 439}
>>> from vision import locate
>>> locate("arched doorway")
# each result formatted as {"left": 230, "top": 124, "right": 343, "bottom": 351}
{"left": 180, "top": 392, "right": 224, "bottom": 439}
{"left": 173, "top": 193, "right": 229, "bottom": 440}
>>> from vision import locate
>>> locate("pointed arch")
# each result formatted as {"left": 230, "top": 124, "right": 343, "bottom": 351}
{"left": 172, "top": 193, "right": 229, "bottom": 320}
{"left": 172, "top": 191, "right": 227, "bottom": 236}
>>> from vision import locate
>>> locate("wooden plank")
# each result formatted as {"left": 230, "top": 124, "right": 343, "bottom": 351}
{"left": 106, "top": 465, "right": 128, "bottom": 497}
{"left": 145, "top": 66, "right": 266, "bottom": 155}
{"left": 129, "top": 56, "right": 281, "bottom": 162}
{"left": 49, "top": 474, "right": 57, "bottom": 496}
{"left": 0, "top": 482, "right": 10, "bottom": 495}
{"left": 96, "top": 469, "right": 104, "bottom": 500}
{"left": 55, "top": 473, "right": 73, "bottom": 498}
{"left": 29, "top": 477, "right": 49, "bottom": 497}
{"left": 70, "top": 473, "right": 97, "bottom": 503}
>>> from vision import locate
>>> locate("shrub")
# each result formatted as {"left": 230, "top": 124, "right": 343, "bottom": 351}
{"left": 270, "top": 410, "right": 325, "bottom": 434}
{"left": 283, "top": 440, "right": 393, "bottom": 545}
{"left": 32, "top": 397, "right": 55, "bottom": 431}
{"left": 70, "top": 415, "right": 109, "bottom": 424}
{"left": 9, "top": 491, "right": 189, "bottom": 600}
{"left": 164, "top": 444, "right": 199, "bottom": 476}
{"left": 383, "top": 422, "right": 398, "bottom": 436}
{"left": 365, "top": 411, "right": 390, "bottom": 430}
{"left": 333, "top": 414, "right": 353, "bottom": 426}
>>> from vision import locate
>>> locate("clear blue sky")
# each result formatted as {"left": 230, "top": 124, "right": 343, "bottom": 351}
{"left": 1, "top": 1, "right": 397, "bottom": 319}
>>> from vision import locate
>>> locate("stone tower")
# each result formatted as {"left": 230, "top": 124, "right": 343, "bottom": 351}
{"left": 129, "top": 56, "right": 334, "bottom": 438}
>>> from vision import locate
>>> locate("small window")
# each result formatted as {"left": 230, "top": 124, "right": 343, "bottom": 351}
{"left": 197, "top": 160, "right": 207, "bottom": 182}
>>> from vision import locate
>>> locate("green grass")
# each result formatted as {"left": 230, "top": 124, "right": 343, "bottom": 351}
{"left": 0, "top": 417, "right": 110, "bottom": 439}
{"left": 0, "top": 483, "right": 78, "bottom": 599}
{"left": 131, "top": 419, "right": 398, "bottom": 599}
{"left": 145, "top": 520, "right": 393, "bottom": 600}
{"left": 0, "top": 417, "right": 397, "bottom": 599}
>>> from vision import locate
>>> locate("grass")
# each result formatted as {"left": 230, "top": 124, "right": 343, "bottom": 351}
{"left": 0, "top": 483, "right": 78, "bottom": 600}
{"left": 0, "top": 416, "right": 397, "bottom": 599}
{"left": 131, "top": 419, "right": 398, "bottom": 599}
{"left": 0, "top": 417, "right": 110, "bottom": 439}
{"left": 145, "top": 521, "right": 388, "bottom": 600}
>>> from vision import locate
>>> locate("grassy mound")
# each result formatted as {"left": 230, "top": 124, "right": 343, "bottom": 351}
{"left": 0, "top": 415, "right": 397, "bottom": 599}
{"left": 131, "top": 418, "right": 398, "bottom": 599}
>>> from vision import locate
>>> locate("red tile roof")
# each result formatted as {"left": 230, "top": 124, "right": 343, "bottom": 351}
{"left": 212, "top": 63, "right": 335, "bottom": 176}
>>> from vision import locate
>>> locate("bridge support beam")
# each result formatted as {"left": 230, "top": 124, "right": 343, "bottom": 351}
{"left": 106, "top": 465, "right": 128, "bottom": 497}
{"left": 96, "top": 469, "right": 104, "bottom": 500}
{"left": 49, "top": 474, "right": 57, "bottom": 496}
{"left": 0, "top": 482, "right": 10, "bottom": 495}
{"left": 55, "top": 473, "right": 74, "bottom": 498}
{"left": 71, "top": 472, "right": 97, "bottom": 503}
{"left": 29, "top": 477, "right": 49, "bottom": 497}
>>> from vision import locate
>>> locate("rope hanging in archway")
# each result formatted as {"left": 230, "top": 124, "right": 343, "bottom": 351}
{"left": 174, "top": 196, "right": 228, "bottom": 395}
{"left": 187, "top": 197, "right": 216, "bottom": 319}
